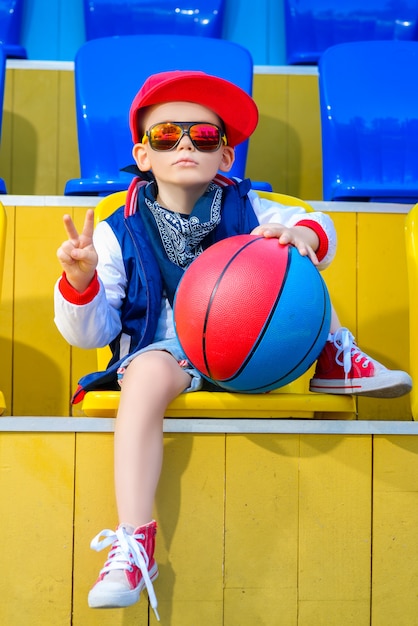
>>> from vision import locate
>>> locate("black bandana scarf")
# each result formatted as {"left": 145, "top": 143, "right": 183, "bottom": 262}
{"left": 139, "top": 181, "right": 223, "bottom": 304}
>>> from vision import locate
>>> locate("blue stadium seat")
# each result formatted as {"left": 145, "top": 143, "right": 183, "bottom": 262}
{"left": 284, "top": 0, "right": 418, "bottom": 65}
{"left": 0, "top": 0, "right": 26, "bottom": 59}
{"left": 0, "top": 44, "right": 7, "bottom": 193}
{"left": 318, "top": 40, "right": 418, "bottom": 203}
{"left": 83, "top": 0, "right": 225, "bottom": 40}
{"left": 65, "top": 34, "right": 272, "bottom": 196}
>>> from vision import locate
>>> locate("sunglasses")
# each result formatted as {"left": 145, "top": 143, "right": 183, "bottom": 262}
{"left": 142, "top": 122, "right": 227, "bottom": 152}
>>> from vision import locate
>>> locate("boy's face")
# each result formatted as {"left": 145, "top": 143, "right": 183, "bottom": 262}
{"left": 132, "top": 101, "right": 235, "bottom": 190}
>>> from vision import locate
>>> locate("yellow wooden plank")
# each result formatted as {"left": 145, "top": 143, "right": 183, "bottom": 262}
{"left": 153, "top": 434, "right": 225, "bottom": 625}
{"left": 298, "top": 599, "right": 370, "bottom": 626}
{"left": 405, "top": 203, "right": 418, "bottom": 421}
{"left": 288, "top": 74, "right": 323, "bottom": 200}
{"left": 13, "top": 205, "right": 71, "bottom": 415}
{"left": 357, "top": 213, "right": 411, "bottom": 420}
{"left": 57, "top": 70, "right": 80, "bottom": 195}
{"left": 0, "top": 432, "right": 74, "bottom": 626}
{"left": 224, "top": 434, "right": 300, "bottom": 624}
{"left": 322, "top": 212, "right": 358, "bottom": 335}
{"left": 12, "top": 70, "right": 60, "bottom": 194}
{"left": 0, "top": 204, "right": 15, "bottom": 414}
{"left": 72, "top": 433, "right": 147, "bottom": 626}
{"left": 248, "top": 74, "right": 288, "bottom": 192}
{"left": 0, "top": 67, "right": 14, "bottom": 189}
{"left": 372, "top": 436, "right": 418, "bottom": 625}
{"left": 298, "top": 435, "right": 372, "bottom": 626}
{"left": 73, "top": 433, "right": 225, "bottom": 626}
{"left": 67, "top": 206, "right": 98, "bottom": 416}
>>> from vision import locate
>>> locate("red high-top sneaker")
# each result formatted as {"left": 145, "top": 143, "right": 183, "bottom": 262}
{"left": 310, "top": 327, "right": 412, "bottom": 398}
{"left": 88, "top": 520, "right": 159, "bottom": 619}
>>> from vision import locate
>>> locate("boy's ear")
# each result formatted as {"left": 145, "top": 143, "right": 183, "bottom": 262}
{"left": 218, "top": 146, "right": 235, "bottom": 173}
{"left": 132, "top": 142, "right": 152, "bottom": 172}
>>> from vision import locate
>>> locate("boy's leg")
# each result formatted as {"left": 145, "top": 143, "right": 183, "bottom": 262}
{"left": 88, "top": 350, "right": 191, "bottom": 614}
{"left": 114, "top": 349, "right": 191, "bottom": 527}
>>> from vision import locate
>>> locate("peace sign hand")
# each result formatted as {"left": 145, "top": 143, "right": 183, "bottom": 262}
{"left": 57, "top": 209, "right": 99, "bottom": 292}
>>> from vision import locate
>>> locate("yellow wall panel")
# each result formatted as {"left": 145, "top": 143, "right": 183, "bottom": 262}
{"left": 298, "top": 600, "right": 370, "bottom": 626}
{"left": 249, "top": 73, "right": 324, "bottom": 199}
{"left": 0, "top": 67, "right": 14, "bottom": 188}
{"left": 154, "top": 434, "right": 225, "bottom": 625}
{"left": 64, "top": 206, "right": 98, "bottom": 416}
{"left": 0, "top": 205, "right": 15, "bottom": 414}
{"left": 1, "top": 430, "right": 418, "bottom": 623}
{"left": 224, "top": 434, "right": 299, "bottom": 625}
{"left": 73, "top": 433, "right": 225, "bottom": 626}
{"left": 0, "top": 432, "right": 74, "bottom": 626}
{"left": 357, "top": 213, "right": 411, "bottom": 420}
{"left": 287, "top": 75, "right": 323, "bottom": 200}
{"left": 298, "top": 435, "right": 372, "bottom": 625}
{"left": 372, "top": 435, "right": 418, "bottom": 625}
{"left": 13, "top": 205, "right": 71, "bottom": 415}
{"left": 0, "top": 201, "right": 410, "bottom": 419}
{"left": 322, "top": 212, "right": 358, "bottom": 334}
{"left": 12, "top": 70, "right": 60, "bottom": 194}
{"left": 57, "top": 70, "right": 80, "bottom": 195}
{"left": 248, "top": 74, "right": 288, "bottom": 193}
{"left": 72, "top": 433, "right": 149, "bottom": 625}
{"left": 0, "top": 69, "right": 328, "bottom": 199}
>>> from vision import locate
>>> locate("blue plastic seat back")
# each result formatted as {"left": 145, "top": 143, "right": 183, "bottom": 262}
{"left": 83, "top": 1, "right": 225, "bottom": 39}
{"left": 318, "top": 41, "right": 418, "bottom": 202}
{"left": 65, "top": 34, "right": 256, "bottom": 195}
{"left": 0, "top": 0, "right": 26, "bottom": 59}
{"left": 284, "top": 0, "right": 418, "bottom": 65}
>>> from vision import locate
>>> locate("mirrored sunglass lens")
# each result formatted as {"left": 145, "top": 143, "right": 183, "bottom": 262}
{"left": 189, "top": 124, "right": 220, "bottom": 150}
{"left": 150, "top": 124, "right": 182, "bottom": 150}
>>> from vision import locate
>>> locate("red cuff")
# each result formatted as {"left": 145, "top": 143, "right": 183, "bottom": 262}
{"left": 58, "top": 271, "right": 100, "bottom": 305}
{"left": 295, "top": 219, "right": 329, "bottom": 263}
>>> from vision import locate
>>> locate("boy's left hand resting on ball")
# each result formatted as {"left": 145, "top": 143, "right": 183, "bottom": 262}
{"left": 251, "top": 222, "right": 320, "bottom": 266}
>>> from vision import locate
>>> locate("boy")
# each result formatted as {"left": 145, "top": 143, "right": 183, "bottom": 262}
{"left": 55, "top": 70, "right": 411, "bottom": 619}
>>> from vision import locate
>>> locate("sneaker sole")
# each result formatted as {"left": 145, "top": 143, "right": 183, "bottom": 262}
{"left": 88, "top": 563, "right": 158, "bottom": 609}
{"left": 310, "top": 371, "right": 412, "bottom": 398}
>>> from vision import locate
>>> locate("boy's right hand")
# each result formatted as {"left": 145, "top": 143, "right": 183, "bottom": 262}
{"left": 57, "top": 209, "right": 98, "bottom": 292}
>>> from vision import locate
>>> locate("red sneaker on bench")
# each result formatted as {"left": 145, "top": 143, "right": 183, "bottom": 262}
{"left": 309, "top": 327, "right": 412, "bottom": 398}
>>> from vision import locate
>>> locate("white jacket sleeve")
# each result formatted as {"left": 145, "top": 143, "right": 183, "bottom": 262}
{"left": 248, "top": 190, "right": 337, "bottom": 270}
{"left": 54, "top": 221, "right": 127, "bottom": 349}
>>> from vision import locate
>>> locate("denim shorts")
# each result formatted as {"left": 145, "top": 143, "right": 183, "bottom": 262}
{"left": 116, "top": 336, "right": 204, "bottom": 393}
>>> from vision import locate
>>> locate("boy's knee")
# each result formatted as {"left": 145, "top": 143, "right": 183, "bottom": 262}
{"left": 126, "top": 350, "right": 187, "bottom": 383}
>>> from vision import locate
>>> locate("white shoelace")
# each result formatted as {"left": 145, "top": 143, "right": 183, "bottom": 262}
{"left": 331, "top": 327, "right": 370, "bottom": 380}
{"left": 91, "top": 527, "right": 160, "bottom": 621}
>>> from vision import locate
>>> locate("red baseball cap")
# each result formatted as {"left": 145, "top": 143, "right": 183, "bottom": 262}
{"left": 129, "top": 70, "right": 259, "bottom": 148}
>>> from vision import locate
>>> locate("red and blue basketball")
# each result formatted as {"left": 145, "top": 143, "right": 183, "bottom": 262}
{"left": 173, "top": 234, "right": 331, "bottom": 392}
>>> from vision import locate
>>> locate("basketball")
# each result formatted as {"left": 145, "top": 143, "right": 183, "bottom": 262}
{"left": 173, "top": 234, "right": 331, "bottom": 393}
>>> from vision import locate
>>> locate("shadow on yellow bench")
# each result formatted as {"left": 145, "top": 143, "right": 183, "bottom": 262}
{"left": 81, "top": 190, "right": 356, "bottom": 420}
{"left": 405, "top": 203, "right": 418, "bottom": 420}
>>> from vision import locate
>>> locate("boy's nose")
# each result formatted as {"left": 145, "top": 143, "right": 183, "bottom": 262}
{"left": 177, "top": 135, "right": 194, "bottom": 149}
